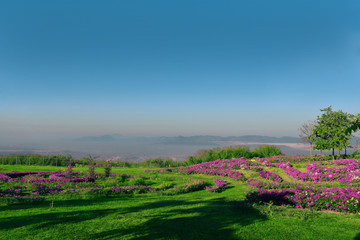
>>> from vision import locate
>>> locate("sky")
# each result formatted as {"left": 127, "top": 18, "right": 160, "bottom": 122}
{"left": 1, "top": 0, "right": 360, "bottom": 141}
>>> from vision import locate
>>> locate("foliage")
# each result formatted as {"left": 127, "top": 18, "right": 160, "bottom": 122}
{"left": 162, "top": 179, "right": 207, "bottom": 195}
{"left": 345, "top": 114, "right": 360, "bottom": 135}
{"left": 310, "top": 106, "right": 353, "bottom": 155}
{"left": 87, "top": 155, "right": 97, "bottom": 178}
{"left": 186, "top": 145, "right": 282, "bottom": 164}
{"left": 0, "top": 154, "right": 185, "bottom": 169}
{"left": 206, "top": 178, "right": 228, "bottom": 193}
{"left": 104, "top": 160, "right": 112, "bottom": 178}
{"left": 252, "top": 145, "right": 282, "bottom": 158}
{"left": 64, "top": 160, "right": 75, "bottom": 179}
{"left": 0, "top": 154, "right": 73, "bottom": 166}
{"left": 139, "top": 158, "right": 181, "bottom": 168}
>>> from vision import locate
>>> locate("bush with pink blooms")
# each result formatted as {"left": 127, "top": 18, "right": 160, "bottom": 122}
{"left": 206, "top": 179, "right": 228, "bottom": 193}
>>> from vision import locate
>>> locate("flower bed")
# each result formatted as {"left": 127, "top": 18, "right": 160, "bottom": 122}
{"left": 0, "top": 170, "right": 159, "bottom": 204}
{"left": 276, "top": 161, "right": 360, "bottom": 184}
{"left": 206, "top": 179, "right": 228, "bottom": 193}
{"left": 246, "top": 186, "right": 360, "bottom": 213}
{"left": 259, "top": 171, "right": 283, "bottom": 182}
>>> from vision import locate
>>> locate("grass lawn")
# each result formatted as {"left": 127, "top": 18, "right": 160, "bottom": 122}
{"left": 1, "top": 165, "right": 360, "bottom": 240}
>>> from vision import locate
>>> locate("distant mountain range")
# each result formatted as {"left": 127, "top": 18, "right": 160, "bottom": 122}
{"left": 73, "top": 134, "right": 301, "bottom": 144}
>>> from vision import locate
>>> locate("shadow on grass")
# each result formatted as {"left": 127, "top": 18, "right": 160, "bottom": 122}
{"left": 0, "top": 208, "right": 118, "bottom": 230}
{"left": 354, "top": 232, "right": 360, "bottom": 240}
{"left": 0, "top": 194, "right": 140, "bottom": 211}
{"left": 0, "top": 197, "right": 267, "bottom": 239}
{"left": 93, "top": 198, "right": 267, "bottom": 240}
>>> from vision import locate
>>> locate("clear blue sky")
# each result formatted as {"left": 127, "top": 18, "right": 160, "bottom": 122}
{"left": 1, "top": 0, "right": 359, "bottom": 139}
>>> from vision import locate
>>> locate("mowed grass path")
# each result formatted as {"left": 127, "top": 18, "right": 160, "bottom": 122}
{"left": 1, "top": 165, "right": 360, "bottom": 240}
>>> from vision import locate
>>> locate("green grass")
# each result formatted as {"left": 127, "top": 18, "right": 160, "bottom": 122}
{"left": 1, "top": 165, "right": 360, "bottom": 240}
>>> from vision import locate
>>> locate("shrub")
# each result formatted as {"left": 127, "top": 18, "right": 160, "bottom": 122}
{"left": 117, "top": 174, "right": 131, "bottom": 183}
{"left": 206, "top": 179, "right": 228, "bottom": 193}
{"left": 186, "top": 146, "right": 253, "bottom": 164}
{"left": 252, "top": 145, "right": 282, "bottom": 158}
{"left": 64, "top": 159, "right": 76, "bottom": 179}
{"left": 162, "top": 180, "right": 207, "bottom": 195}
{"left": 87, "top": 156, "right": 97, "bottom": 178}
{"left": 139, "top": 158, "right": 182, "bottom": 168}
{"left": 157, "top": 182, "right": 175, "bottom": 191}
{"left": 104, "top": 160, "right": 112, "bottom": 178}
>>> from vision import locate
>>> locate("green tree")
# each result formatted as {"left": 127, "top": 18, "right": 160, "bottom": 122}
{"left": 310, "top": 106, "right": 353, "bottom": 157}
{"left": 346, "top": 114, "right": 360, "bottom": 135}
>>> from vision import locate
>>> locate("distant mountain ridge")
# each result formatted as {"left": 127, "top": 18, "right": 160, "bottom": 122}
{"left": 73, "top": 134, "right": 301, "bottom": 144}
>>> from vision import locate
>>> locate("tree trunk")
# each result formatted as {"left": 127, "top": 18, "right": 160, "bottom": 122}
{"left": 310, "top": 144, "right": 313, "bottom": 156}
{"left": 332, "top": 148, "right": 335, "bottom": 160}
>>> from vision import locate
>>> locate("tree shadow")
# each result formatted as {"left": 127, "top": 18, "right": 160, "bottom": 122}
{"left": 0, "top": 194, "right": 138, "bottom": 211}
{"left": 92, "top": 198, "right": 267, "bottom": 240}
{"left": 0, "top": 208, "right": 118, "bottom": 230}
{"left": 354, "top": 232, "right": 360, "bottom": 240}
{"left": 0, "top": 196, "right": 267, "bottom": 239}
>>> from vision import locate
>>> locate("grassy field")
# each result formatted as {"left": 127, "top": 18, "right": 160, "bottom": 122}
{"left": 1, "top": 164, "right": 360, "bottom": 240}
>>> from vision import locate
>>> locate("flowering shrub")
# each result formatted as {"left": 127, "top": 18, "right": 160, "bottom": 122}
{"left": 175, "top": 159, "right": 250, "bottom": 181}
{"left": 246, "top": 186, "right": 360, "bottom": 213}
{"left": 259, "top": 171, "right": 283, "bottom": 182}
{"left": 4, "top": 171, "right": 63, "bottom": 179}
{"left": 0, "top": 173, "right": 12, "bottom": 183}
{"left": 246, "top": 178, "right": 299, "bottom": 190}
{"left": 32, "top": 184, "right": 64, "bottom": 195}
{"left": 277, "top": 161, "right": 360, "bottom": 184}
{"left": 206, "top": 179, "right": 228, "bottom": 193}
{"left": 261, "top": 161, "right": 275, "bottom": 167}
{"left": 110, "top": 185, "right": 156, "bottom": 194}
{"left": 183, "top": 179, "right": 207, "bottom": 192}
{"left": 162, "top": 179, "right": 207, "bottom": 195}
{"left": 245, "top": 188, "right": 295, "bottom": 206}
{"left": 253, "top": 155, "right": 332, "bottom": 164}
{"left": 178, "top": 166, "right": 246, "bottom": 181}
{"left": 0, "top": 170, "right": 158, "bottom": 204}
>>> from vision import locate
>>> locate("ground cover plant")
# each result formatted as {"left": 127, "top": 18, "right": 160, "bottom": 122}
{"left": 1, "top": 156, "right": 360, "bottom": 239}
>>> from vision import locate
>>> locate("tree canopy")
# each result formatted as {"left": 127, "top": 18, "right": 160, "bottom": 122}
{"left": 309, "top": 106, "right": 353, "bottom": 155}
{"left": 345, "top": 114, "right": 360, "bottom": 135}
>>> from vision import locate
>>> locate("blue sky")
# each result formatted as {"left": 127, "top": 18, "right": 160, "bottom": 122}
{"left": 1, "top": 0, "right": 360, "bottom": 139}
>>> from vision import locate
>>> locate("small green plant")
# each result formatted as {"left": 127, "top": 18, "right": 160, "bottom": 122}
{"left": 64, "top": 159, "right": 75, "bottom": 179}
{"left": 87, "top": 155, "right": 97, "bottom": 178}
{"left": 261, "top": 201, "right": 274, "bottom": 217}
{"left": 104, "top": 160, "right": 112, "bottom": 178}
{"left": 297, "top": 210, "right": 313, "bottom": 221}
{"left": 157, "top": 182, "right": 175, "bottom": 191}
{"left": 162, "top": 180, "right": 207, "bottom": 195}
{"left": 130, "top": 177, "right": 146, "bottom": 186}
{"left": 117, "top": 174, "right": 131, "bottom": 183}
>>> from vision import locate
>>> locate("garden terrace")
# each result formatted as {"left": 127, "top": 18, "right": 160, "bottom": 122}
{"left": 1, "top": 155, "right": 360, "bottom": 239}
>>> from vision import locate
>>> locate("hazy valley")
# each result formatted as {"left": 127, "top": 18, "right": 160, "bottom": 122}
{"left": 2, "top": 134, "right": 357, "bottom": 161}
